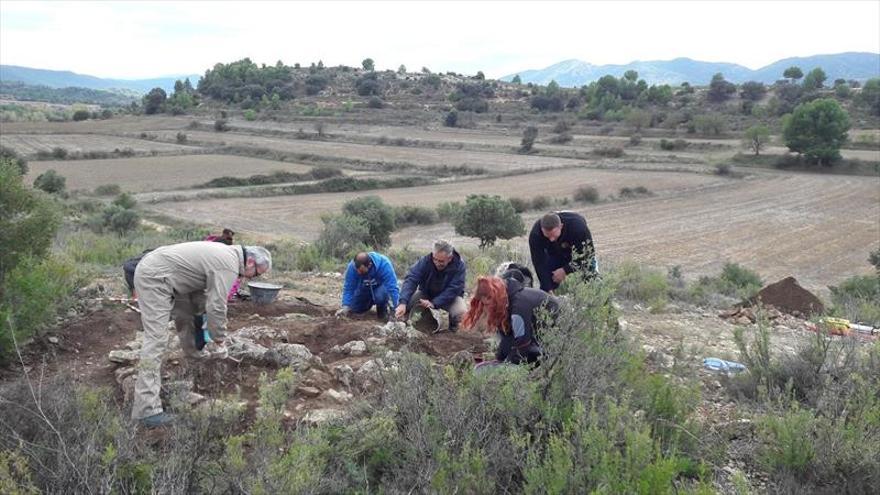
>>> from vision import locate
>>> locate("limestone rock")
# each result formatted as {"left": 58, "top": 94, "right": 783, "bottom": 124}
{"left": 323, "top": 389, "right": 353, "bottom": 403}
{"left": 296, "top": 386, "right": 322, "bottom": 398}
{"left": 302, "top": 408, "right": 344, "bottom": 425}
{"left": 333, "top": 364, "right": 354, "bottom": 388}
{"left": 235, "top": 325, "right": 284, "bottom": 341}
{"left": 226, "top": 337, "right": 270, "bottom": 361}
{"left": 355, "top": 359, "right": 385, "bottom": 390}
{"left": 267, "top": 343, "right": 314, "bottom": 370}
{"left": 108, "top": 349, "right": 139, "bottom": 365}
{"left": 342, "top": 340, "right": 367, "bottom": 356}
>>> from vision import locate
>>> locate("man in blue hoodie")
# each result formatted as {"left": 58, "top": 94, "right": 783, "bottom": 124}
{"left": 336, "top": 252, "right": 400, "bottom": 320}
{"left": 394, "top": 239, "right": 467, "bottom": 332}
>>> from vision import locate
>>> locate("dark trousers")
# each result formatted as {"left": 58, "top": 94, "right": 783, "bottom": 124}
{"left": 351, "top": 284, "right": 390, "bottom": 317}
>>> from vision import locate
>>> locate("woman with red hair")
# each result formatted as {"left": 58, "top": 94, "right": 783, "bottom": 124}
{"left": 462, "top": 271, "right": 559, "bottom": 365}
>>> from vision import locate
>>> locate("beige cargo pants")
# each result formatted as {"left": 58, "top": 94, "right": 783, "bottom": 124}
{"left": 131, "top": 268, "right": 206, "bottom": 420}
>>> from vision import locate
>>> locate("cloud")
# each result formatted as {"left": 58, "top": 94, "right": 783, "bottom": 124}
{"left": 2, "top": 1, "right": 878, "bottom": 79}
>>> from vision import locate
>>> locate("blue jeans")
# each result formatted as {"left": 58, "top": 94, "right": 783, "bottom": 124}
{"left": 350, "top": 284, "right": 390, "bottom": 316}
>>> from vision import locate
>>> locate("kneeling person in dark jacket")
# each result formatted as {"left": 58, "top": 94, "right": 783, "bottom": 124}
{"left": 462, "top": 273, "right": 559, "bottom": 364}
{"left": 395, "top": 239, "right": 467, "bottom": 331}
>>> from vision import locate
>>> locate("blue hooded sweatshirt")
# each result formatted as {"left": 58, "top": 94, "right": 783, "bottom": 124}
{"left": 341, "top": 252, "right": 400, "bottom": 307}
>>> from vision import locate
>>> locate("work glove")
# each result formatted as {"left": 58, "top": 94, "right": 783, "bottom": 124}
{"left": 335, "top": 306, "right": 351, "bottom": 318}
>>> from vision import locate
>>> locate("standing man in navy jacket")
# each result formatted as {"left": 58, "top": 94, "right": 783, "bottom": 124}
{"left": 529, "top": 211, "right": 597, "bottom": 293}
{"left": 336, "top": 252, "right": 400, "bottom": 320}
{"left": 394, "top": 239, "right": 467, "bottom": 332}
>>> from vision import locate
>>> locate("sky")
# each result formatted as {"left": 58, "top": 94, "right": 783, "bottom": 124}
{"left": 1, "top": 0, "right": 879, "bottom": 80}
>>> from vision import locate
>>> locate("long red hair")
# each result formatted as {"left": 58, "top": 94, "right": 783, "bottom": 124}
{"left": 462, "top": 276, "right": 509, "bottom": 333}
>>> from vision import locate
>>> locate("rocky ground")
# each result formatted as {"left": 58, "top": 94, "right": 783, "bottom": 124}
{"left": 3, "top": 272, "right": 875, "bottom": 492}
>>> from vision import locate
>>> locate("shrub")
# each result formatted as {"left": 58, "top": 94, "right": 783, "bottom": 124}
{"left": 444, "top": 110, "right": 458, "bottom": 127}
{"left": 573, "top": 185, "right": 599, "bottom": 203}
{"left": 316, "top": 213, "right": 370, "bottom": 259}
{"left": 720, "top": 262, "right": 762, "bottom": 296}
{"left": 593, "top": 146, "right": 624, "bottom": 157}
{"left": 176, "top": 132, "right": 188, "bottom": 144}
{"left": 102, "top": 205, "right": 141, "bottom": 235}
{"left": 214, "top": 118, "right": 228, "bottom": 132}
{"left": 508, "top": 197, "right": 530, "bottom": 213}
{"left": 1, "top": 161, "right": 62, "bottom": 280}
{"left": 629, "top": 133, "right": 642, "bottom": 146}
{"left": 393, "top": 205, "right": 438, "bottom": 226}
{"left": 547, "top": 133, "right": 573, "bottom": 144}
{"left": 72, "top": 109, "right": 90, "bottom": 121}
{"left": 693, "top": 114, "right": 726, "bottom": 135}
{"left": 783, "top": 98, "right": 850, "bottom": 166}
{"left": 0, "top": 146, "right": 27, "bottom": 175}
{"left": 0, "top": 255, "right": 83, "bottom": 361}
{"left": 618, "top": 186, "right": 650, "bottom": 198}
{"left": 530, "top": 195, "right": 550, "bottom": 211}
{"left": 453, "top": 194, "right": 524, "bottom": 248}
{"left": 341, "top": 196, "right": 395, "bottom": 249}
{"left": 659, "top": 138, "right": 689, "bottom": 151}
{"left": 51, "top": 147, "right": 68, "bottom": 159}
{"left": 93, "top": 184, "right": 122, "bottom": 196}
{"left": 612, "top": 260, "right": 670, "bottom": 309}
{"left": 829, "top": 275, "right": 880, "bottom": 325}
{"left": 520, "top": 125, "right": 538, "bottom": 153}
{"left": 33, "top": 169, "right": 66, "bottom": 194}
{"left": 112, "top": 192, "right": 137, "bottom": 210}
{"left": 243, "top": 109, "right": 257, "bottom": 121}
{"left": 367, "top": 96, "right": 384, "bottom": 109}
{"left": 715, "top": 163, "right": 733, "bottom": 176}
{"left": 436, "top": 201, "right": 463, "bottom": 222}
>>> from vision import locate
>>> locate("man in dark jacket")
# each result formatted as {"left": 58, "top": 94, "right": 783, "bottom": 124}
{"left": 528, "top": 211, "right": 597, "bottom": 293}
{"left": 497, "top": 271, "right": 559, "bottom": 364}
{"left": 395, "top": 239, "right": 467, "bottom": 331}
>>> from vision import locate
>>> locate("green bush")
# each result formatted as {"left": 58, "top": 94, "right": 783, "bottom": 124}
{"left": 0, "top": 255, "right": 83, "bottom": 362}
{"left": 612, "top": 260, "right": 670, "bottom": 310}
{"left": 0, "top": 146, "right": 27, "bottom": 175}
{"left": 93, "top": 184, "right": 122, "bottom": 196}
{"left": 436, "top": 201, "right": 463, "bottom": 223}
{"left": 341, "top": 196, "right": 395, "bottom": 249}
{"left": 393, "top": 205, "right": 438, "bottom": 227}
{"left": 659, "top": 138, "right": 689, "bottom": 151}
{"left": 33, "top": 169, "right": 66, "bottom": 194}
{"left": 316, "top": 214, "right": 371, "bottom": 260}
{"left": 529, "top": 195, "right": 550, "bottom": 211}
{"left": 783, "top": 98, "right": 850, "bottom": 166}
{"left": 453, "top": 194, "right": 524, "bottom": 248}
{"left": 593, "top": 146, "right": 624, "bottom": 157}
{"left": 830, "top": 274, "right": 880, "bottom": 325}
{"left": 508, "top": 197, "right": 530, "bottom": 213}
{"left": 243, "top": 109, "right": 256, "bottom": 121}
{"left": 573, "top": 185, "right": 599, "bottom": 203}
{"left": 444, "top": 110, "right": 458, "bottom": 127}
{"left": 1, "top": 161, "right": 62, "bottom": 282}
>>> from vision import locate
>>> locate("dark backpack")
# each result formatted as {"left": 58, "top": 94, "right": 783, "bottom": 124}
{"left": 122, "top": 249, "right": 154, "bottom": 294}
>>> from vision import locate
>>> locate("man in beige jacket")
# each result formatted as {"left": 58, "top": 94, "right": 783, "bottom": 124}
{"left": 131, "top": 241, "right": 272, "bottom": 427}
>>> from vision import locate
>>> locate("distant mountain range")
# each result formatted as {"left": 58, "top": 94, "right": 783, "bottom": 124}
{"left": 0, "top": 65, "right": 201, "bottom": 95}
{"left": 503, "top": 52, "right": 880, "bottom": 87}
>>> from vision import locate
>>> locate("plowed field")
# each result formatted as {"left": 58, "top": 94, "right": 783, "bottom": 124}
{"left": 26, "top": 154, "right": 314, "bottom": 192}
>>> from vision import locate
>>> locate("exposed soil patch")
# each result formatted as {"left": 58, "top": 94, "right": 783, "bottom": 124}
{"left": 751, "top": 276, "right": 825, "bottom": 316}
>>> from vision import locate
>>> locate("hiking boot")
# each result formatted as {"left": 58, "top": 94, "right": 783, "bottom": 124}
{"left": 376, "top": 304, "right": 389, "bottom": 321}
{"left": 140, "top": 412, "right": 174, "bottom": 428}
{"left": 448, "top": 315, "right": 460, "bottom": 333}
